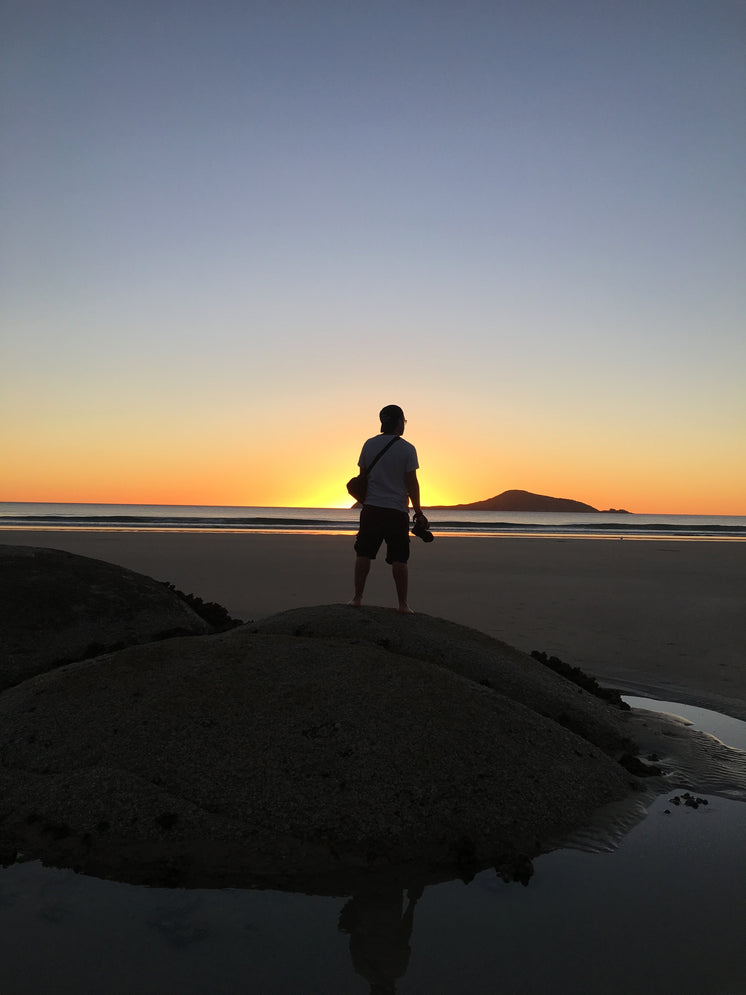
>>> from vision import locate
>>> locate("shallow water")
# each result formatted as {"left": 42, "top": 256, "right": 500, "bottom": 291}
{"left": 625, "top": 697, "right": 746, "bottom": 751}
{"left": 1, "top": 700, "right": 745, "bottom": 994}
{"left": 2, "top": 502, "right": 745, "bottom": 539}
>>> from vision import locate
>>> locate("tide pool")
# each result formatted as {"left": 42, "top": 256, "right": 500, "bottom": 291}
{"left": 0, "top": 699, "right": 744, "bottom": 994}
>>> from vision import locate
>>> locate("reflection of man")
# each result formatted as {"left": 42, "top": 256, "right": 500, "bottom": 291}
{"left": 338, "top": 883, "right": 423, "bottom": 994}
{"left": 349, "top": 404, "right": 428, "bottom": 614}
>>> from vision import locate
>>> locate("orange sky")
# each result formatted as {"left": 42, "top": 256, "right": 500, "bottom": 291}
{"left": 4, "top": 395, "right": 744, "bottom": 515}
{"left": 2, "top": 4, "right": 744, "bottom": 518}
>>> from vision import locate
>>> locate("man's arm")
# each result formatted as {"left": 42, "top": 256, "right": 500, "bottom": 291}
{"left": 405, "top": 470, "right": 422, "bottom": 515}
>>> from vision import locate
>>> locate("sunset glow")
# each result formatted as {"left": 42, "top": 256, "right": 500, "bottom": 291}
{"left": 2, "top": 3, "right": 744, "bottom": 516}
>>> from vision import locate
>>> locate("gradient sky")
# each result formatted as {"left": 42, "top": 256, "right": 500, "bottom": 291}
{"left": 2, "top": 0, "right": 744, "bottom": 513}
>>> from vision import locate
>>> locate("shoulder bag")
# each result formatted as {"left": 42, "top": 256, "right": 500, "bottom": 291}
{"left": 346, "top": 436, "right": 401, "bottom": 503}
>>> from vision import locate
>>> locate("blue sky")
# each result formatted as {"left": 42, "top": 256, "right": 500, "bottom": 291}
{"left": 2, "top": 0, "right": 744, "bottom": 511}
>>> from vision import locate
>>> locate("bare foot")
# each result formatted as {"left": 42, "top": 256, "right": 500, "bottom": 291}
{"left": 397, "top": 604, "right": 415, "bottom": 614}
{"left": 348, "top": 599, "right": 362, "bottom": 608}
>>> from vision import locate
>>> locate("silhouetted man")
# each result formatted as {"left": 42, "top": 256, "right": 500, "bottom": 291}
{"left": 349, "top": 404, "right": 428, "bottom": 613}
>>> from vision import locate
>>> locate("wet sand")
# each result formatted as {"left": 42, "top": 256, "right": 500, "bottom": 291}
{"left": 3, "top": 529, "right": 745, "bottom": 718}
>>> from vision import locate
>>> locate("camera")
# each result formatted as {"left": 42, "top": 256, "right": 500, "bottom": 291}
{"left": 411, "top": 512, "right": 434, "bottom": 543}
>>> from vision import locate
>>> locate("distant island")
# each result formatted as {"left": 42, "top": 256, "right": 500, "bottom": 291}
{"left": 429, "top": 489, "right": 629, "bottom": 514}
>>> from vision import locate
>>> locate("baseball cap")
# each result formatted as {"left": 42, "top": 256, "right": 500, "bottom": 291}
{"left": 379, "top": 404, "right": 405, "bottom": 431}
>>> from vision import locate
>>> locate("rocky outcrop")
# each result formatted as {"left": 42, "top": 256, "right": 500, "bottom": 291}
{"left": 0, "top": 608, "right": 638, "bottom": 890}
{"left": 1, "top": 552, "right": 743, "bottom": 894}
{"left": 0, "top": 545, "right": 213, "bottom": 690}
{"left": 251, "top": 607, "right": 633, "bottom": 757}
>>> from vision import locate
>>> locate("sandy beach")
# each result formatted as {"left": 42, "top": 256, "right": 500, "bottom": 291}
{"left": 3, "top": 530, "right": 744, "bottom": 720}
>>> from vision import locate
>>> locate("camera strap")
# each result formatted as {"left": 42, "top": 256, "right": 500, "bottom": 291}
{"left": 362, "top": 435, "right": 401, "bottom": 476}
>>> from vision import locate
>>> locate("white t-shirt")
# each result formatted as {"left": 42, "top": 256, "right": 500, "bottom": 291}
{"left": 358, "top": 435, "right": 419, "bottom": 512}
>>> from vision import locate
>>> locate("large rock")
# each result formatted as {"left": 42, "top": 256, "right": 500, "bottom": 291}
{"left": 250, "top": 606, "right": 633, "bottom": 756}
{"left": 0, "top": 545, "right": 211, "bottom": 689}
{"left": 2, "top": 554, "right": 744, "bottom": 894}
{"left": 0, "top": 606, "right": 644, "bottom": 890}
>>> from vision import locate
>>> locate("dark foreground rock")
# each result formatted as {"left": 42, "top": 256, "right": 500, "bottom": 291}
{"left": 251, "top": 607, "right": 635, "bottom": 757}
{"left": 0, "top": 613, "right": 639, "bottom": 891}
{"left": 0, "top": 545, "right": 213, "bottom": 690}
{"left": 2, "top": 554, "right": 745, "bottom": 894}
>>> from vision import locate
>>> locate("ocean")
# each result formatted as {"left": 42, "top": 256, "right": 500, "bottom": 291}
{"left": 1, "top": 502, "right": 744, "bottom": 539}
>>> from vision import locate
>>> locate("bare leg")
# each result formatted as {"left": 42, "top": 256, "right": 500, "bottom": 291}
{"left": 392, "top": 562, "right": 413, "bottom": 613}
{"left": 349, "top": 556, "right": 372, "bottom": 606}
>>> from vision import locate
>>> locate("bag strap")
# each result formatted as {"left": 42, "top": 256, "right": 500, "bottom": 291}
{"left": 362, "top": 435, "right": 401, "bottom": 475}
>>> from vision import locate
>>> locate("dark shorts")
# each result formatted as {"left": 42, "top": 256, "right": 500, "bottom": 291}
{"left": 354, "top": 504, "right": 410, "bottom": 564}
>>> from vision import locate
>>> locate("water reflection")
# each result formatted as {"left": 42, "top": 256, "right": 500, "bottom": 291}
{"left": 1, "top": 700, "right": 745, "bottom": 994}
{"left": 338, "top": 880, "right": 423, "bottom": 994}
{"left": 2, "top": 793, "right": 746, "bottom": 994}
